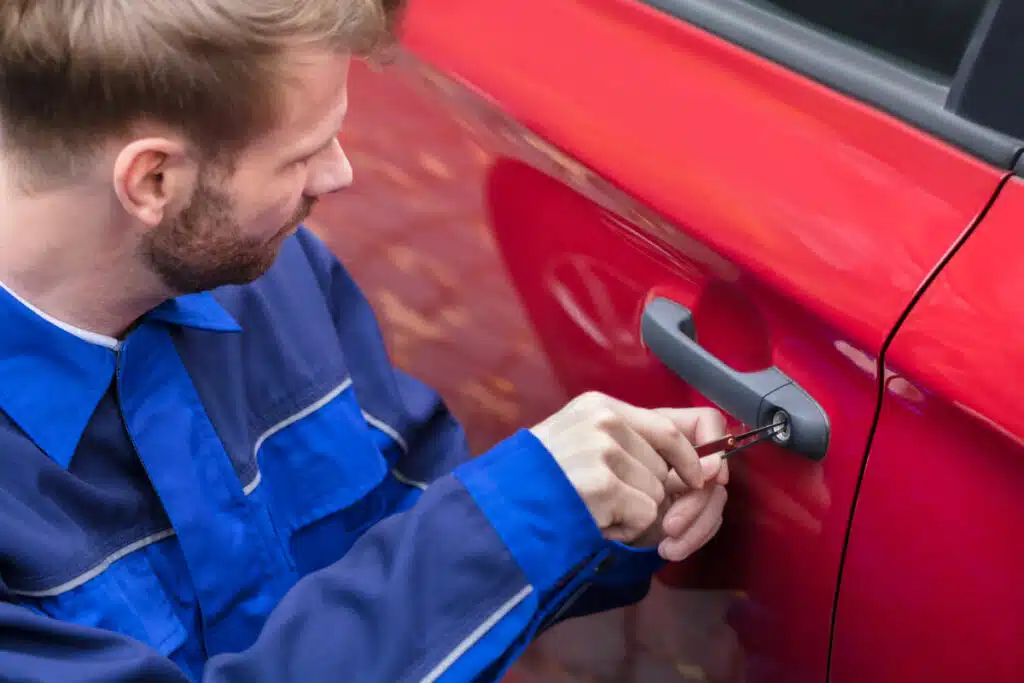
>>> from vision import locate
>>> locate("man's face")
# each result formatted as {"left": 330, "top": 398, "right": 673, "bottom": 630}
{"left": 142, "top": 51, "right": 353, "bottom": 295}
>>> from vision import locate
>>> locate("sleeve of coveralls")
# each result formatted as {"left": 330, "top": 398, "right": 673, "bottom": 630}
{"left": 295, "top": 226, "right": 666, "bottom": 627}
{"left": 0, "top": 431, "right": 652, "bottom": 683}
{"left": 389, "top": 365, "right": 667, "bottom": 621}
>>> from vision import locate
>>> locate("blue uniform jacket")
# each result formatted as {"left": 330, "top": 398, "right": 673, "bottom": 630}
{"left": 0, "top": 228, "right": 663, "bottom": 682}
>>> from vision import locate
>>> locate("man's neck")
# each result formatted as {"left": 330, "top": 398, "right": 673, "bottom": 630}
{"left": 0, "top": 181, "right": 168, "bottom": 339}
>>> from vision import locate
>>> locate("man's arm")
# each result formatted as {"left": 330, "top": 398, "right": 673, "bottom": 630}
{"left": 1, "top": 429, "right": 634, "bottom": 682}
{"left": 296, "top": 227, "right": 669, "bottom": 621}
{"left": 385, "top": 365, "right": 667, "bottom": 622}
{"left": 0, "top": 229, "right": 720, "bottom": 682}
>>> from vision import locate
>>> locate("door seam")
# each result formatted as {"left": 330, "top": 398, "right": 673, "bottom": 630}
{"left": 824, "top": 167, "right": 1018, "bottom": 682}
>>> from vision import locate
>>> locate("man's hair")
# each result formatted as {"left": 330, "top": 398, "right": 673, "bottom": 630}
{"left": 0, "top": 0, "right": 404, "bottom": 189}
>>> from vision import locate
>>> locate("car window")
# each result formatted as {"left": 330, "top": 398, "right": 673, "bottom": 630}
{"left": 739, "top": 0, "right": 990, "bottom": 82}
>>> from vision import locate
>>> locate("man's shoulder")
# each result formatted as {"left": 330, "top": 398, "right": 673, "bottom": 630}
{"left": 177, "top": 226, "right": 386, "bottom": 430}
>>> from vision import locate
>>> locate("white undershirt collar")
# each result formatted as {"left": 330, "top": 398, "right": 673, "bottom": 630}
{"left": 0, "top": 279, "right": 122, "bottom": 351}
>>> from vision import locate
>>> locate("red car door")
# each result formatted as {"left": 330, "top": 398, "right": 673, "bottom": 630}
{"left": 311, "top": 0, "right": 1023, "bottom": 681}
{"left": 831, "top": 172, "right": 1024, "bottom": 683}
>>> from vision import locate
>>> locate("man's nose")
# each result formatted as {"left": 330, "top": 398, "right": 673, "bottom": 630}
{"left": 306, "top": 138, "right": 353, "bottom": 197}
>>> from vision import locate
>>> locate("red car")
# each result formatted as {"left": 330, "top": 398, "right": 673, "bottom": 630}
{"left": 310, "top": 1, "right": 1023, "bottom": 681}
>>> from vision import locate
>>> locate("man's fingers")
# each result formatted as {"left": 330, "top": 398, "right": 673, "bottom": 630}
{"left": 659, "top": 485, "right": 728, "bottom": 561}
{"left": 693, "top": 408, "right": 728, "bottom": 449}
{"left": 656, "top": 406, "right": 727, "bottom": 487}
{"left": 605, "top": 444, "right": 666, "bottom": 508}
{"left": 535, "top": 393, "right": 729, "bottom": 546}
{"left": 687, "top": 485, "right": 727, "bottom": 542}
{"left": 604, "top": 483, "right": 660, "bottom": 544}
{"left": 654, "top": 407, "right": 728, "bottom": 485}
{"left": 665, "top": 470, "right": 685, "bottom": 496}
{"left": 664, "top": 453, "right": 728, "bottom": 496}
{"left": 661, "top": 484, "right": 714, "bottom": 537}
{"left": 663, "top": 485, "right": 727, "bottom": 559}
{"left": 604, "top": 398, "right": 705, "bottom": 490}
{"left": 656, "top": 407, "right": 727, "bottom": 447}
{"left": 665, "top": 434, "right": 705, "bottom": 492}
{"left": 605, "top": 420, "right": 669, "bottom": 483}
{"left": 700, "top": 453, "right": 725, "bottom": 484}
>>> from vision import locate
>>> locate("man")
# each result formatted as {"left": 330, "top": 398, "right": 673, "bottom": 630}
{"left": 0, "top": 1, "right": 729, "bottom": 681}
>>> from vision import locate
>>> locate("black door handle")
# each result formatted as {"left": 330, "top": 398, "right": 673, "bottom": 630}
{"left": 641, "top": 298, "right": 829, "bottom": 460}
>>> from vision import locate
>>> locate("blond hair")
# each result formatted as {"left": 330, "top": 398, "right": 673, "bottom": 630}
{"left": 0, "top": 0, "right": 403, "bottom": 188}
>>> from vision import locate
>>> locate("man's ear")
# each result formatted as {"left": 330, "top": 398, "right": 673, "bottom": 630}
{"left": 112, "top": 137, "right": 198, "bottom": 229}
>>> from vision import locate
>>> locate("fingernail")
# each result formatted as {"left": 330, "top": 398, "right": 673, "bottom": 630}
{"left": 701, "top": 453, "right": 722, "bottom": 478}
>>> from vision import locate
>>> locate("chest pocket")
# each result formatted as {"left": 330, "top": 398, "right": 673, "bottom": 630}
{"left": 248, "top": 379, "right": 392, "bottom": 576}
{"left": 19, "top": 535, "right": 189, "bottom": 659}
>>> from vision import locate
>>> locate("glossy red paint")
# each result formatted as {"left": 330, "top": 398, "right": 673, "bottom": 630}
{"left": 400, "top": 0, "right": 1002, "bottom": 353}
{"left": 483, "top": 156, "right": 883, "bottom": 683}
{"left": 311, "top": 0, "right": 1010, "bottom": 679}
{"left": 395, "top": 1, "right": 1007, "bottom": 682}
{"left": 831, "top": 179, "right": 1024, "bottom": 683}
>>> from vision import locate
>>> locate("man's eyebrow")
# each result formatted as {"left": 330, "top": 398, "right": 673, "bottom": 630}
{"left": 289, "top": 128, "right": 340, "bottom": 163}
{"left": 286, "top": 97, "right": 347, "bottom": 162}
{"left": 308, "top": 133, "right": 339, "bottom": 156}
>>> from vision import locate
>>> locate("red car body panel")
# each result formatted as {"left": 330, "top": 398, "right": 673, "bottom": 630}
{"left": 399, "top": 0, "right": 1001, "bottom": 352}
{"left": 831, "top": 178, "right": 1024, "bottom": 683}
{"left": 307, "top": 0, "right": 1013, "bottom": 679}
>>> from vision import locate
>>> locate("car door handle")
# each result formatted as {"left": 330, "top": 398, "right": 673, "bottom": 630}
{"left": 641, "top": 297, "right": 829, "bottom": 460}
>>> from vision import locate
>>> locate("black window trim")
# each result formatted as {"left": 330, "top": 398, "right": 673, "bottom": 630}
{"left": 643, "top": 0, "right": 1024, "bottom": 169}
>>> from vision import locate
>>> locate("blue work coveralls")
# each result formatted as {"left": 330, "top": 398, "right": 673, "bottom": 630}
{"left": 0, "top": 228, "right": 663, "bottom": 682}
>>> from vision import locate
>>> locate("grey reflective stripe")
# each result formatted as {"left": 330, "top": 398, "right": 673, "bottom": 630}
{"left": 361, "top": 410, "right": 428, "bottom": 489}
{"left": 8, "top": 529, "right": 177, "bottom": 598}
{"left": 419, "top": 585, "right": 535, "bottom": 683}
{"left": 13, "top": 380, "right": 360, "bottom": 597}
{"left": 391, "top": 468, "right": 428, "bottom": 491}
{"left": 242, "top": 469, "right": 262, "bottom": 495}
{"left": 244, "top": 379, "right": 355, "bottom": 493}
{"left": 362, "top": 410, "right": 409, "bottom": 453}
{"left": 253, "top": 379, "right": 354, "bottom": 457}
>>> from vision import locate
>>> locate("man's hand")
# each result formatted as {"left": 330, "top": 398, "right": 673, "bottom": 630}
{"left": 529, "top": 392, "right": 729, "bottom": 562}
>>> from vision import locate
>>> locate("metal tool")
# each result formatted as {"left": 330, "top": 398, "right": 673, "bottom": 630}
{"left": 695, "top": 419, "right": 788, "bottom": 458}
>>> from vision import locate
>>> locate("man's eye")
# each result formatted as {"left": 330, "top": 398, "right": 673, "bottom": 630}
{"left": 291, "top": 139, "right": 334, "bottom": 168}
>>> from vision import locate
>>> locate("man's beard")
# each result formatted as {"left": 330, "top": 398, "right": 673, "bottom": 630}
{"left": 141, "top": 172, "right": 315, "bottom": 295}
